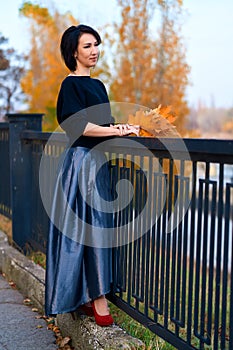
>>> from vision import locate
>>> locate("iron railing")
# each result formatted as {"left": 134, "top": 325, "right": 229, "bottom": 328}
{"left": 0, "top": 114, "right": 233, "bottom": 349}
{"left": 0, "top": 123, "right": 11, "bottom": 218}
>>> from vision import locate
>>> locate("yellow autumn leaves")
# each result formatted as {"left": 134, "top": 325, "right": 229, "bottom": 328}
{"left": 128, "top": 105, "right": 179, "bottom": 137}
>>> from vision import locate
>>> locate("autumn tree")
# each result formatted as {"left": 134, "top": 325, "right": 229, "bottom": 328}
{"left": 0, "top": 35, "right": 27, "bottom": 118}
{"left": 19, "top": 2, "right": 77, "bottom": 130}
{"left": 110, "top": 0, "right": 190, "bottom": 135}
{"left": 19, "top": 2, "right": 112, "bottom": 131}
{"left": 110, "top": 0, "right": 156, "bottom": 106}
{"left": 154, "top": 0, "right": 190, "bottom": 133}
{"left": 222, "top": 119, "right": 233, "bottom": 136}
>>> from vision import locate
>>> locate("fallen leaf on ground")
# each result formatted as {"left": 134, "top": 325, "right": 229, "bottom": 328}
{"left": 47, "top": 323, "right": 54, "bottom": 330}
{"left": 32, "top": 307, "right": 39, "bottom": 312}
{"left": 9, "top": 281, "right": 16, "bottom": 288}
{"left": 59, "top": 336, "right": 71, "bottom": 347}
{"left": 23, "top": 298, "right": 32, "bottom": 304}
{"left": 45, "top": 317, "right": 74, "bottom": 349}
{"left": 45, "top": 317, "right": 55, "bottom": 324}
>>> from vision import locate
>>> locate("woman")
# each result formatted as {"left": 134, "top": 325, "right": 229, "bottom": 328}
{"left": 45, "top": 24, "right": 138, "bottom": 326}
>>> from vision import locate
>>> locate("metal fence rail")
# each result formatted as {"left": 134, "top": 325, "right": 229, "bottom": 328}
{"left": 0, "top": 123, "right": 11, "bottom": 218}
{"left": 21, "top": 130, "right": 67, "bottom": 253}
{"left": 0, "top": 114, "right": 233, "bottom": 349}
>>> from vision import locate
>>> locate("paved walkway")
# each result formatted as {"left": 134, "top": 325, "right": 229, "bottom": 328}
{"left": 0, "top": 274, "right": 58, "bottom": 350}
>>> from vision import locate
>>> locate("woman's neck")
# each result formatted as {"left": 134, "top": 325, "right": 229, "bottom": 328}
{"left": 71, "top": 68, "right": 90, "bottom": 76}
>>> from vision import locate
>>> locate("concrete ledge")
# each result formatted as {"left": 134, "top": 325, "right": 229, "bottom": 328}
{"left": 57, "top": 313, "right": 145, "bottom": 350}
{"left": 0, "top": 231, "right": 145, "bottom": 349}
{"left": 0, "top": 231, "right": 45, "bottom": 312}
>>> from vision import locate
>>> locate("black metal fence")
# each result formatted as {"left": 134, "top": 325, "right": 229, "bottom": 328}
{"left": 0, "top": 113, "right": 233, "bottom": 350}
{"left": 0, "top": 122, "right": 11, "bottom": 218}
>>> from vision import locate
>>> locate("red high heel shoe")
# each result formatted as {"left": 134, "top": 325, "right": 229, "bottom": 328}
{"left": 91, "top": 301, "right": 114, "bottom": 326}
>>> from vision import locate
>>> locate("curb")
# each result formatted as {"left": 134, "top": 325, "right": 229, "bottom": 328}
{"left": 0, "top": 231, "right": 145, "bottom": 350}
{"left": 0, "top": 231, "right": 45, "bottom": 312}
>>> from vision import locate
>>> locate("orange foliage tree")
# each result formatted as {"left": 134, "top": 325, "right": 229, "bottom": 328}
{"left": 222, "top": 119, "right": 233, "bottom": 136}
{"left": 19, "top": 2, "right": 75, "bottom": 130}
{"left": 110, "top": 0, "right": 190, "bottom": 135}
{"left": 19, "top": 2, "right": 111, "bottom": 131}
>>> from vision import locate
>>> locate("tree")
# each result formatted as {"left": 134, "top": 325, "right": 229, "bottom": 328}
{"left": 110, "top": 0, "right": 190, "bottom": 134}
{"left": 0, "top": 35, "right": 27, "bottom": 118}
{"left": 153, "top": 0, "right": 190, "bottom": 133}
{"left": 19, "top": 2, "right": 111, "bottom": 131}
{"left": 222, "top": 119, "right": 233, "bottom": 135}
{"left": 110, "top": 0, "right": 156, "bottom": 106}
{"left": 19, "top": 2, "right": 75, "bottom": 130}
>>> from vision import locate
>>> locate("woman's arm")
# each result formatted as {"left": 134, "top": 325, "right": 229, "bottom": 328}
{"left": 83, "top": 123, "right": 139, "bottom": 137}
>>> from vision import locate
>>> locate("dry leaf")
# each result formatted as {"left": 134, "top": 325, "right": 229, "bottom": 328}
{"left": 128, "top": 104, "right": 178, "bottom": 138}
{"left": 23, "top": 298, "right": 32, "bottom": 304}
{"left": 56, "top": 336, "right": 63, "bottom": 344}
{"left": 36, "top": 325, "right": 43, "bottom": 329}
{"left": 46, "top": 317, "right": 55, "bottom": 324}
{"left": 47, "top": 322, "right": 74, "bottom": 350}
{"left": 52, "top": 326, "right": 60, "bottom": 333}
{"left": 53, "top": 326, "right": 62, "bottom": 337}
{"left": 59, "top": 336, "right": 71, "bottom": 347}
{"left": 47, "top": 323, "right": 54, "bottom": 330}
{"left": 9, "top": 281, "right": 16, "bottom": 288}
{"left": 32, "top": 307, "right": 38, "bottom": 312}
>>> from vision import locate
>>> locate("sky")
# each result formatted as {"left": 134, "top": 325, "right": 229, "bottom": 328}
{"left": 0, "top": 0, "right": 233, "bottom": 109}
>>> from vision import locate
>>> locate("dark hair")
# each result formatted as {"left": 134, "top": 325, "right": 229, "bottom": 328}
{"left": 60, "top": 24, "right": 102, "bottom": 71}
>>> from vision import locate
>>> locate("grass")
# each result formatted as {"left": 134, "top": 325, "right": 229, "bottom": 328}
{"left": 0, "top": 214, "right": 46, "bottom": 269}
{"left": 26, "top": 250, "right": 46, "bottom": 269}
{"left": 109, "top": 302, "right": 176, "bottom": 350}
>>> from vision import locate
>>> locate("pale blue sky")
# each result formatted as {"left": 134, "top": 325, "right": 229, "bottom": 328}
{"left": 1, "top": 0, "right": 233, "bottom": 109}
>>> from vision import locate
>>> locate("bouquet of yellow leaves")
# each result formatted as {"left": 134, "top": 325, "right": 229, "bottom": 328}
{"left": 128, "top": 105, "right": 178, "bottom": 137}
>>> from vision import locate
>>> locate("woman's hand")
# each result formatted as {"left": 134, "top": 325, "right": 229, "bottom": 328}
{"left": 127, "top": 124, "right": 140, "bottom": 136}
{"left": 83, "top": 123, "right": 140, "bottom": 137}
{"left": 110, "top": 124, "right": 140, "bottom": 136}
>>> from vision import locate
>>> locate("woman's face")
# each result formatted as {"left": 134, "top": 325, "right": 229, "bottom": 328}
{"left": 75, "top": 33, "right": 99, "bottom": 69}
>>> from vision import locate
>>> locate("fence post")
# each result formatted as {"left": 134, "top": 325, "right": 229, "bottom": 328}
{"left": 7, "top": 113, "right": 43, "bottom": 251}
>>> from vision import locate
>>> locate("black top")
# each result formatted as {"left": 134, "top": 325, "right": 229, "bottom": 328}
{"left": 57, "top": 76, "right": 114, "bottom": 147}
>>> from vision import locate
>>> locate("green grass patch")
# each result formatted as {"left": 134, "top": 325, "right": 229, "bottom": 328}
{"left": 26, "top": 250, "right": 46, "bottom": 269}
{"left": 109, "top": 302, "right": 175, "bottom": 350}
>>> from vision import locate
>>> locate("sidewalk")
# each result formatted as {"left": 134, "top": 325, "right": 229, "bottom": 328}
{"left": 0, "top": 273, "right": 58, "bottom": 350}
